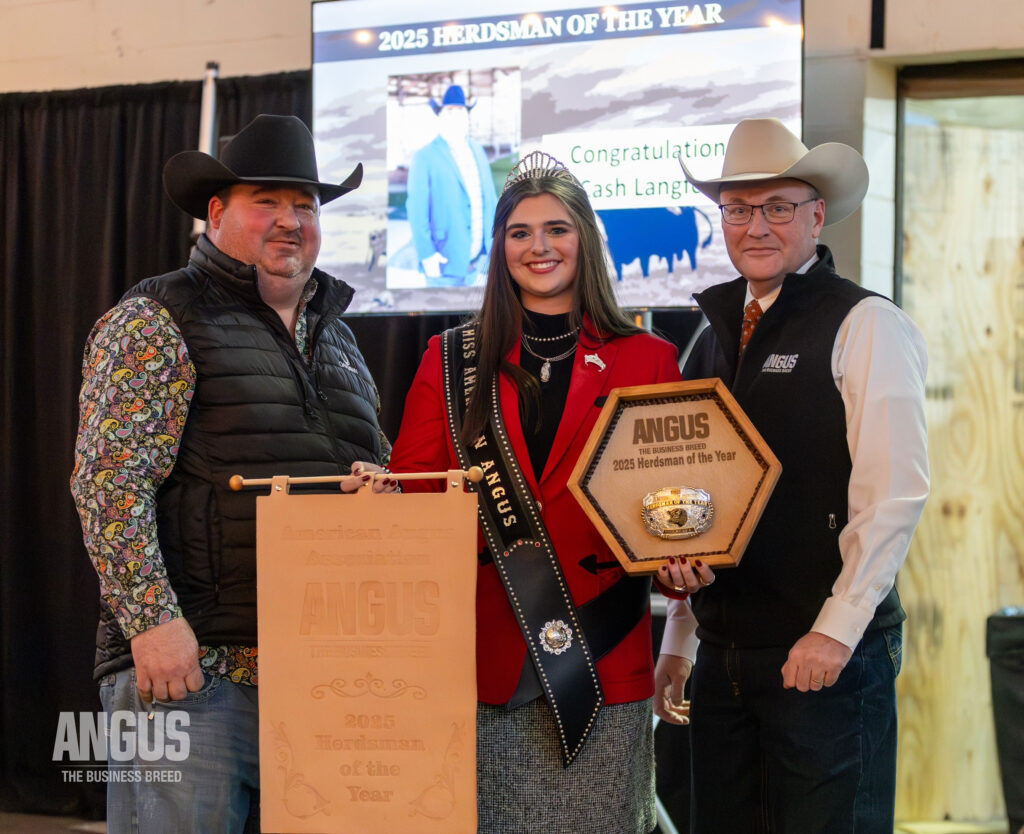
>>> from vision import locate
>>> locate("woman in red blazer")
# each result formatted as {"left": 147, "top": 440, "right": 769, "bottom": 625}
{"left": 389, "top": 151, "right": 682, "bottom": 834}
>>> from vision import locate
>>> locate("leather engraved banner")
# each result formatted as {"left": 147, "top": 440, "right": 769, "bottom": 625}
{"left": 256, "top": 475, "right": 478, "bottom": 833}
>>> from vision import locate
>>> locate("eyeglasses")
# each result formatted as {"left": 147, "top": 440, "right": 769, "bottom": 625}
{"left": 718, "top": 198, "right": 819, "bottom": 225}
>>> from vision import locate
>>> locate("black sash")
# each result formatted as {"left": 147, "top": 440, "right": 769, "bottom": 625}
{"left": 442, "top": 325, "right": 646, "bottom": 767}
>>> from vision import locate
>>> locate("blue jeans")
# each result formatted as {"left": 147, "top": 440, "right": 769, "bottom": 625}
{"left": 688, "top": 625, "right": 902, "bottom": 834}
{"left": 99, "top": 666, "right": 260, "bottom": 834}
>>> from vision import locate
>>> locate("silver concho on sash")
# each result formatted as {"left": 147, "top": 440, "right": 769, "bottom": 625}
{"left": 539, "top": 620, "right": 573, "bottom": 655}
{"left": 641, "top": 487, "right": 715, "bottom": 540}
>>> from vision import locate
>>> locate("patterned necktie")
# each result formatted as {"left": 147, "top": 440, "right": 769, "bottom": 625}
{"left": 739, "top": 299, "right": 763, "bottom": 355}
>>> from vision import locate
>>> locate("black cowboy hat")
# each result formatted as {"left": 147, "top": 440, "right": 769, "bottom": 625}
{"left": 163, "top": 114, "right": 363, "bottom": 220}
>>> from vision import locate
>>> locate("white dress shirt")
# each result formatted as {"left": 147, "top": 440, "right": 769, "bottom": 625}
{"left": 445, "top": 136, "right": 484, "bottom": 259}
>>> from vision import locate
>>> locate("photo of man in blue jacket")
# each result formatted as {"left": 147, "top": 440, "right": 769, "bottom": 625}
{"left": 406, "top": 84, "right": 498, "bottom": 287}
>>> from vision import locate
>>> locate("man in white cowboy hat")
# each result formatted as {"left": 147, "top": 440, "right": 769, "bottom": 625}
{"left": 406, "top": 83, "right": 498, "bottom": 287}
{"left": 654, "top": 118, "right": 929, "bottom": 832}
{"left": 70, "top": 114, "right": 398, "bottom": 833}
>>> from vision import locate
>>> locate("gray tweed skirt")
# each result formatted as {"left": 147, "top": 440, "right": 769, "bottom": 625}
{"left": 476, "top": 697, "right": 656, "bottom": 834}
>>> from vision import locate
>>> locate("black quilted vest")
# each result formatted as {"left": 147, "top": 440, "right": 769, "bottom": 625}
{"left": 684, "top": 246, "right": 904, "bottom": 649}
{"left": 94, "top": 236, "right": 385, "bottom": 678}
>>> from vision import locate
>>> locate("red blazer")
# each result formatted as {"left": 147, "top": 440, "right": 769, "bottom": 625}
{"left": 389, "top": 327, "right": 682, "bottom": 705}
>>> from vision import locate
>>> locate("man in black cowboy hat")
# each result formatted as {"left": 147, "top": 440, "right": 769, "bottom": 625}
{"left": 71, "top": 114, "right": 397, "bottom": 832}
{"left": 405, "top": 83, "right": 497, "bottom": 287}
{"left": 655, "top": 118, "right": 930, "bottom": 833}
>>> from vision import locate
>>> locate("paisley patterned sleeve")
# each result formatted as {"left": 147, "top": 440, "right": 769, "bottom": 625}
{"left": 70, "top": 296, "right": 195, "bottom": 639}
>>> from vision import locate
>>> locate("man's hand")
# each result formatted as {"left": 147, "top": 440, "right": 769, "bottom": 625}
{"left": 421, "top": 252, "right": 448, "bottom": 279}
{"left": 130, "top": 617, "right": 204, "bottom": 702}
{"left": 781, "top": 631, "right": 853, "bottom": 692}
{"left": 654, "top": 654, "right": 693, "bottom": 724}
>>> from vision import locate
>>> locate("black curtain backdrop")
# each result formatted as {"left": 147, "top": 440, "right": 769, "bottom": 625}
{"left": 0, "top": 71, "right": 701, "bottom": 819}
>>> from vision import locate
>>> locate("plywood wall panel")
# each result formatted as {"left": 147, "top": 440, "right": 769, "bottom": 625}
{"left": 898, "top": 122, "right": 1024, "bottom": 822}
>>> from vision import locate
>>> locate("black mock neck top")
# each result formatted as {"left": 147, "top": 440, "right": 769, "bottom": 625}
{"left": 518, "top": 309, "right": 576, "bottom": 480}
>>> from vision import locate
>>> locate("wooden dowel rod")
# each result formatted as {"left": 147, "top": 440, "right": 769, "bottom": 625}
{"left": 229, "top": 467, "right": 482, "bottom": 491}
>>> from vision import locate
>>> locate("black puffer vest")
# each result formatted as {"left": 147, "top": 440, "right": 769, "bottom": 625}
{"left": 684, "top": 246, "right": 904, "bottom": 649}
{"left": 94, "top": 236, "right": 385, "bottom": 678}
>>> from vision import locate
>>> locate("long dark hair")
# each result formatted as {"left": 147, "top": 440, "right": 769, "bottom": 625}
{"left": 460, "top": 170, "right": 642, "bottom": 445}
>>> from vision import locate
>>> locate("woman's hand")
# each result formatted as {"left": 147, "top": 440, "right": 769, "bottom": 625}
{"left": 657, "top": 556, "right": 716, "bottom": 595}
{"left": 340, "top": 461, "right": 401, "bottom": 493}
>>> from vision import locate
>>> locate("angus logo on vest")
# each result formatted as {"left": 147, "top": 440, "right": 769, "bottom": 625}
{"left": 761, "top": 353, "right": 799, "bottom": 373}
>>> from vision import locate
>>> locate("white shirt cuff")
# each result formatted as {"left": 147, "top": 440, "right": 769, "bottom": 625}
{"left": 811, "top": 596, "right": 876, "bottom": 650}
{"left": 659, "top": 599, "right": 701, "bottom": 662}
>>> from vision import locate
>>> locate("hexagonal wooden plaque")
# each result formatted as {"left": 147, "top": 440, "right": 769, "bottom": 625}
{"left": 568, "top": 379, "right": 781, "bottom": 575}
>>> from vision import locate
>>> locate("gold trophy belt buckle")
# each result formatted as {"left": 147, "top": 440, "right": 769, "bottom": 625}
{"left": 641, "top": 487, "right": 715, "bottom": 540}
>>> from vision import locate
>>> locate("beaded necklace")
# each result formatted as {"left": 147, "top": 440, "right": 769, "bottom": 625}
{"left": 521, "top": 327, "right": 579, "bottom": 344}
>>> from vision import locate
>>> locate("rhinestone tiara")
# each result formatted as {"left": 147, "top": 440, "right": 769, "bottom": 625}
{"left": 502, "top": 150, "right": 583, "bottom": 194}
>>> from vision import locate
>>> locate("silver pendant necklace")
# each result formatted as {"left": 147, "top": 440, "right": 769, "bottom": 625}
{"left": 520, "top": 335, "right": 577, "bottom": 383}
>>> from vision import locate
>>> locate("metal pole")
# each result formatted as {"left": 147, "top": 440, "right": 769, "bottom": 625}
{"left": 191, "top": 61, "right": 219, "bottom": 242}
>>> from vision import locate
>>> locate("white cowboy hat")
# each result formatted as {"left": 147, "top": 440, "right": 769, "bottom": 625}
{"left": 678, "top": 118, "right": 869, "bottom": 226}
